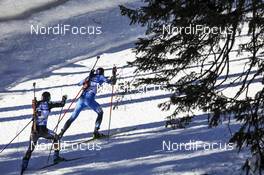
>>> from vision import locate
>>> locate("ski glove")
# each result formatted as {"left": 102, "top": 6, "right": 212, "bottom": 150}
{"left": 32, "top": 99, "right": 37, "bottom": 108}
{"left": 89, "top": 69, "right": 95, "bottom": 78}
{"left": 110, "top": 76, "right": 117, "bottom": 85}
{"left": 62, "top": 95, "right": 67, "bottom": 103}
{"left": 111, "top": 66, "right": 117, "bottom": 85}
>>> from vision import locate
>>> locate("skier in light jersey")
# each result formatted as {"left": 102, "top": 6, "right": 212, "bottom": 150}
{"left": 59, "top": 67, "right": 116, "bottom": 139}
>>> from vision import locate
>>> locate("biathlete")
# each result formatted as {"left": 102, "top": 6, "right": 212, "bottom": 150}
{"left": 59, "top": 67, "right": 116, "bottom": 139}
{"left": 21, "top": 92, "right": 67, "bottom": 172}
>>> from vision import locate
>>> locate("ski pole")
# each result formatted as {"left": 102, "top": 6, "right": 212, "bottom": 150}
{"left": 46, "top": 87, "right": 82, "bottom": 163}
{"left": 93, "top": 56, "right": 100, "bottom": 70}
{"left": 1, "top": 82, "right": 37, "bottom": 153}
{"left": 52, "top": 55, "right": 100, "bottom": 129}
{"left": 46, "top": 105, "right": 65, "bottom": 164}
{"left": 54, "top": 89, "right": 64, "bottom": 133}
{"left": 33, "top": 82, "right": 36, "bottom": 97}
{"left": 54, "top": 108, "right": 64, "bottom": 133}
{"left": 32, "top": 82, "right": 37, "bottom": 132}
{"left": 47, "top": 55, "right": 100, "bottom": 163}
{"left": 107, "top": 85, "right": 115, "bottom": 137}
{"left": 0, "top": 119, "right": 33, "bottom": 153}
{"left": 108, "top": 66, "right": 117, "bottom": 137}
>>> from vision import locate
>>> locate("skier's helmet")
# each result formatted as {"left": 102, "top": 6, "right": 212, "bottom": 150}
{"left": 42, "top": 91, "right": 51, "bottom": 101}
{"left": 96, "top": 67, "right": 104, "bottom": 75}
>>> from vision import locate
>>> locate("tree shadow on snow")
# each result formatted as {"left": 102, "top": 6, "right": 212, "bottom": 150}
{"left": 0, "top": 115, "right": 244, "bottom": 175}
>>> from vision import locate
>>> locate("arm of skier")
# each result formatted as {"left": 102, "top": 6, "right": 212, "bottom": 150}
{"left": 78, "top": 79, "right": 86, "bottom": 86}
{"left": 49, "top": 95, "right": 67, "bottom": 108}
{"left": 98, "top": 76, "right": 109, "bottom": 84}
{"left": 100, "top": 75, "right": 116, "bottom": 85}
{"left": 32, "top": 99, "right": 40, "bottom": 108}
{"left": 78, "top": 69, "right": 95, "bottom": 87}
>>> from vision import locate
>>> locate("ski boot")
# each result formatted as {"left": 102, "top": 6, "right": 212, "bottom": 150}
{"left": 93, "top": 130, "right": 106, "bottom": 139}
{"left": 53, "top": 156, "right": 66, "bottom": 164}
{"left": 53, "top": 151, "right": 65, "bottom": 164}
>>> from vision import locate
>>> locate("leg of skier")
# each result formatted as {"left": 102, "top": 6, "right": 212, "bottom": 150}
{"left": 21, "top": 132, "right": 39, "bottom": 172}
{"left": 87, "top": 93, "right": 104, "bottom": 138}
{"left": 41, "top": 127, "right": 63, "bottom": 163}
{"left": 59, "top": 97, "right": 86, "bottom": 138}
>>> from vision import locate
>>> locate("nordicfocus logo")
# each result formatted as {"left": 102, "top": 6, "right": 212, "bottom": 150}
{"left": 31, "top": 141, "right": 102, "bottom": 151}
{"left": 30, "top": 24, "right": 102, "bottom": 36}
{"left": 162, "top": 24, "right": 233, "bottom": 37}
{"left": 162, "top": 140, "right": 234, "bottom": 152}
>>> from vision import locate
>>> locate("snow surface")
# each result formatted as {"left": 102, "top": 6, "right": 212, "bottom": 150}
{"left": 0, "top": 1, "right": 263, "bottom": 175}
{"left": 0, "top": 0, "right": 145, "bottom": 92}
{"left": 0, "top": 48, "right": 256, "bottom": 175}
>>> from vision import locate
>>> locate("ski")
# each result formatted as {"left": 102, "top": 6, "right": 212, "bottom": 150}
{"left": 65, "top": 127, "right": 137, "bottom": 148}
